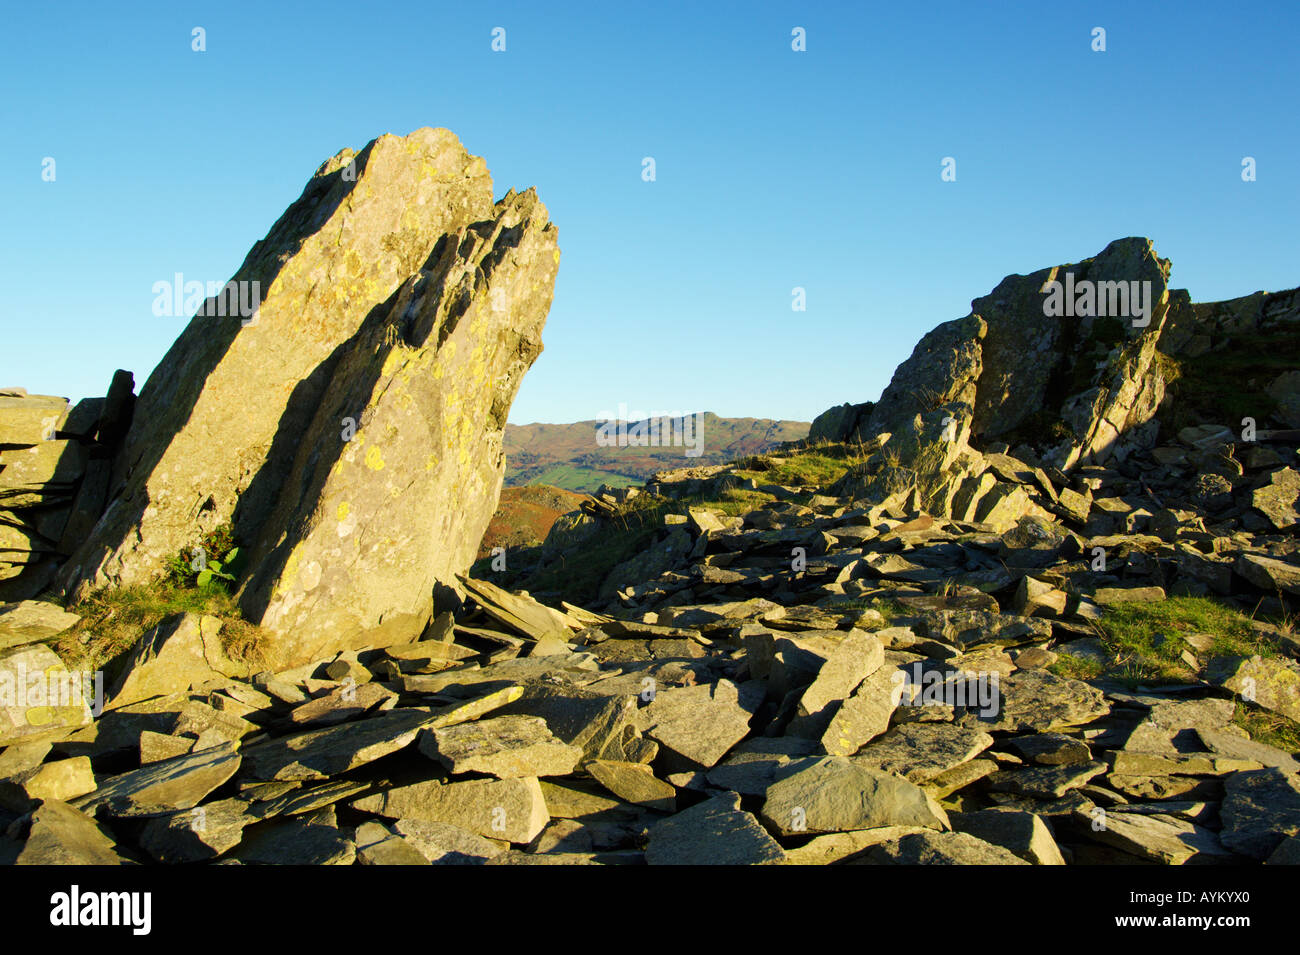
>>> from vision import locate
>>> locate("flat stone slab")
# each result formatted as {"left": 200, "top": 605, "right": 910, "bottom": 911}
{"left": 421, "top": 714, "right": 582, "bottom": 778}
{"left": 497, "top": 684, "right": 636, "bottom": 760}
{"left": 0, "top": 600, "right": 80, "bottom": 650}
{"left": 355, "top": 821, "right": 432, "bottom": 865}
{"left": 987, "top": 760, "right": 1107, "bottom": 798}
{"left": 14, "top": 798, "right": 133, "bottom": 865}
{"left": 1220, "top": 768, "right": 1300, "bottom": 860}
{"left": 789, "top": 630, "right": 884, "bottom": 734}
{"left": 950, "top": 808, "right": 1065, "bottom": 864}
{"left": 353, "top": 775, "right": 550, "bottom": 844}
{"left": 641, "top": 679, "right": 763, "bottom": 769}
{"left": 1007, "top": 732, "right": 1092, "bottom": 766}
{"left": 853, "top": 830, "right": 1030, "bottom": 865}
{"left": 139, "top": 797, "right": 260, "bottom": 862}
{"left": 240, "top": 707, "right": 439, "bottom": 781}
{"left": 645, "top": 792, "right": 786, "bottom": 865}
{"left": 108, "top": 613, "right": 248, "bottom": 710}
{"left": 1208, "top": 656, "right": 1300, "bottom": 724}
{"left": 232, "top": 819, "right": 356, "bottom": 865}
{"left": 706, "top": 738, "right": 819, "bottom": 796}
{"left": 1080, "top": 809, "right": 1234, "bottom": 864}
{"left": 852, "top": 723, "right": 993, "bottom": 783}
{"left": 587, "top": 759, "right": 676, "bottom": 813}
{"left": 287, "top": 682, "right": 397, "bottom": 728}
{"left": 976, "top": 668, "right": 1110, "bottom": 733}
{"left": 820, "top": 666, "right": 901, "bottom": 756}
{"left": 74, "top": 741, "right": 241, "bottom": 817}
{"left": 392, "top": 819, "right": 509, "bottom": 864}
{"left": 1196, "top": 726, "right": 1300, "bottom": 773}
{"left": 760, "top": 756, "right": 948, "bottom": 836}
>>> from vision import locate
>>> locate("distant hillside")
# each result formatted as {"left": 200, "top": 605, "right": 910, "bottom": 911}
{"left": 477, "top": 485, "right": 589, "bottom": 560}
{"left": 504, "top": 412, "right": 810, "bottom": 491}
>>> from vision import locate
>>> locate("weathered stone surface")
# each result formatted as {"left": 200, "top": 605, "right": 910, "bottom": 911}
{"left": 1207, "top": 655, "right": 1300, "bottom": 723}
{"left": 58, "top": 130, "right": 559, "bottom": 678}
{"left": 866, "top": 314, "right": 986, "bottom": 436}
{"left": 705, "top": 738, "right": 819, "bottom": 795}
{"left": 138, "top": 797, "right": 258, "bottom": 862}
{"left": 1251, "top": 468, "right": 1299, "bottom": 529}
{"left": 287, "top": 682, "right": 397, "bottom": 728}
{"left": 1219, "top": 769, "right": 1300, "bottom": 860}
{"left": 788, "top": 630, "right": 884, "bottom": 736}
{"left": 353, "top": 775, "right": 549, "bottom": 844}
{"left": 233, "top": 819, "right": 356, "bottom": 865}
{"left": 1080, "top": 809, "right": 1233, "bottom": 864}
{"left": 988, "top": 761, "right": 1107, "bottom": 799}
{"left": 979, "top": 669, "right": 1110, "bottom": 733}
{"left": 852, "top": 723, "right": 993, "bottom": 783}
{"left": 820, "top": 666, "right": 901, "bottom": 756}
{"left": 783, "top": 826, "right": 930, "bottom": 865}
{"left": 645, "top": 791, "right": 786, "bottom": 865}
{"left": 0, "top": 393, "right": 68, "bottom": 446}
{"left": 15, "top": 799, "right": 134, "bottom": 865}
{"left": 640, "top": 679, "right": 763, "bottom": 769}
{"left": 59, "top": 129, "right": 496, "bottom": 597}
{"left": 950, "top": 808, "right": 1065, "bottom": 864}
{"left": 354, "top": 821, "right": 431, "bottom": 865}
{"left": 587, "top": 759, "right": 676, "bottom": 812}
{"left": 108, "top": 613, "right": 248, "bottom": 709}
{"left": 240, "top": 707, "right": 438, "bottom": 781}
{"left": 1236, "top": 553, "right": 1300, "bottom": 596}
{"left": 0, "top": 755, "right": 95, "bottom": 811}
{"left": 75, "top": 742, "right": 240, "bottom": 817}
{"left": 392, "top": 818, "right": 509, "bottom": 864}
{"left": 760, "top": 756, "right": 948, "bottom": 836}
{"left": 855, "top": 830, "right": 1029, "bottom": 865}
{"left": 421, "top": 714, "right": 582, "bottom": 778}
{"left": 1008, "top": 733, "right": 1091, "bottom": 766}
{"left": 237, "top": 186, "right": 559, "bottom": 669}
{"left": 1196, "top": 726, "right": 1299, "bottom": 773}
{"left": 0, "top": 600, "right": 80, "bottom": 650}
{"left": 497, "top": 684, "right": 635, "bottom": 760}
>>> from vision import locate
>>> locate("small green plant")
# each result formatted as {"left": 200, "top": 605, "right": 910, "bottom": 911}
{"left": 165, "top": 522, "right": 246, "bottom": 591}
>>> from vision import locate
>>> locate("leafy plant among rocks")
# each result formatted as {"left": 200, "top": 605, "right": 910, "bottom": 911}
{"left": 164, "top": 523, "right": 247, "bottom": 592}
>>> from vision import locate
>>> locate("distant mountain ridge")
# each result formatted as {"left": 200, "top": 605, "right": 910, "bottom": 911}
{"left": 504, "top": 412, "right": 810, "bottom": 491}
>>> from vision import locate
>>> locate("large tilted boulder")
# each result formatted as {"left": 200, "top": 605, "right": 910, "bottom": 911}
{"left": 58, "top": 128, "right": 500, "bottom": 599}
{"left": 239, "top": 187, "right": 559, "bottom": 667}
{"left": 54, "top": 128, "right": 559, "bottom": 669}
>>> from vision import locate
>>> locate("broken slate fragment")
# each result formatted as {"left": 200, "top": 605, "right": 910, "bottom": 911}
{"left": 419, "top": 714, "right": 582, "bottom": 778}
{"left": 73, "top": 741, "right": 241, "bottom": 818}
{"left": 645, "top": 792, "right": 786, "bottom": 865}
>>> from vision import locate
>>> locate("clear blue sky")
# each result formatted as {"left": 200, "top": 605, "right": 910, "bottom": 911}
{"left": 3, "top": 1, "right": 1297, "bottom": 425}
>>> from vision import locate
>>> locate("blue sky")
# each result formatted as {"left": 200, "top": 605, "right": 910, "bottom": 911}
{"left": 3, "top": 1, "right": 1297, "bottom": 425}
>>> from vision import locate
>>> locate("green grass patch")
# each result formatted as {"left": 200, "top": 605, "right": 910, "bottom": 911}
{"left": 1086, "top": 596, "right": 1278, "bottom": 686}
{"left": 733, "top": 448, "right": 872, "bottom": 489}
{"left": 1049, "top": 651, "right": 1105, "bottom": 681}
{"left": 1231, "top": 705, "right": 1300, "bottom": 754}
{"left": 521, "top": 465, "right": 641, "bottom": 493}
{"left": 56, "top": 583, "right": 266, "bottom": 677}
